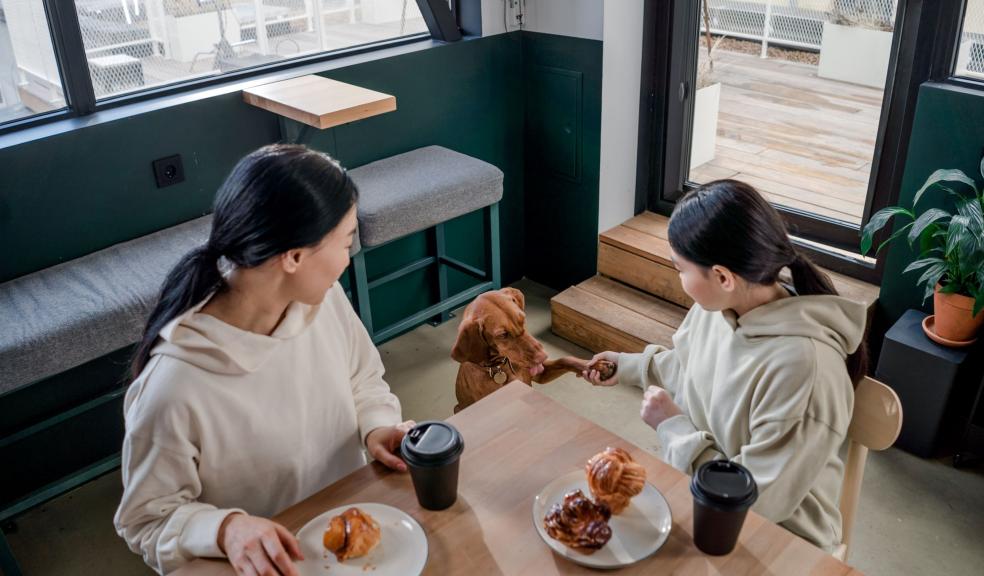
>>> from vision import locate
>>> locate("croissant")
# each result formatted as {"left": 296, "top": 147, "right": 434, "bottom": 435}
{"left": 323, "top": 507, "right": 381, "bottom": 561}
{"left": 543, "top": 489, "right": 612, "bottom": 554}
{"left": 585, "top": 447, "right": 646, "bottom": 514}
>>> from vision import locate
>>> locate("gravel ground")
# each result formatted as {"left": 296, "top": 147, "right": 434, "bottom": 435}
{"left": 700, "top": 36, "right": 820, "bottom": 66}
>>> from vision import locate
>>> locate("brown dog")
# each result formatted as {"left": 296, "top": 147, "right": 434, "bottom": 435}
{"left": 450, "top": 287, "right": 613, "bottom": 413}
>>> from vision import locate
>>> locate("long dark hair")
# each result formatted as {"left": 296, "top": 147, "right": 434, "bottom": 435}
{"left": 131, "top": 144, "right": 358, "bottom": 379}
{"left": 667, "top": 180, "right": 868, "bottom": 385}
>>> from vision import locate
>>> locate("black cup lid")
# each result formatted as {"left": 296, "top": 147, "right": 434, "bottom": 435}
{"left": 691, "top": 460, "right": 758, "bottom": 508}
{"left": 401, "top": 421, "right": 463, "bottom": 463}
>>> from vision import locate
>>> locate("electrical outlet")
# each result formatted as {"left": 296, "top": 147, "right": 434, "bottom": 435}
{"left": 152, "top": 154, "right": 185, "bottom": 188}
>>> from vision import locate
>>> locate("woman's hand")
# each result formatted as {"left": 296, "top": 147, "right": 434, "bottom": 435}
{"left": 219, "top": 513, "right": 303, "bottom": 576}
{"left": 580, "top": 352, "right": 620, "bottom": 386}
{"left": 640, "top": 386, "right": 683, "bottom": 430}
{"left": 366, "top": 420, "right": 416, "bottom": 472}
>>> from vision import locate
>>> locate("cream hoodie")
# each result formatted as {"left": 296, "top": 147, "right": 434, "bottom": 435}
{"left": 618, "top": 294, "right": 865, "bottom": 551}
{"left": 114, "top": 283, "right": 402, "bottom": 574}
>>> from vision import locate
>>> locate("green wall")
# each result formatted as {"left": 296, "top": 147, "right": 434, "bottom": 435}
{"left": 0, "top": 31, "right": 603, "bottom": 328}
{"left": 523, "top": 32, "right": 603, "bottom": 290}
{"left": 878, "top": 83, "right": 984, "bottom": 324}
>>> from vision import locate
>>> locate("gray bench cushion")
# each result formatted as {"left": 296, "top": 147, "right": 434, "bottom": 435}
{"left": 0, "top": 216, "right": 212, "bottom": 394}
{"left": 350, "top": 146, "right": 504, "bottom": 248}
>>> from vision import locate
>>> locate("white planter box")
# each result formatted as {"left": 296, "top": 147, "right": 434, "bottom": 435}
{"left": 690, "top": 82, "right": 720, "bottom": 171}
{"left": 360, "top": 0, "right": 420, "bottom": 25}
{"left": 164, "top": 11, "right": 242, "bottom": 63}
{"left": 818, "top": 22, "right": 893, "bottom": 89}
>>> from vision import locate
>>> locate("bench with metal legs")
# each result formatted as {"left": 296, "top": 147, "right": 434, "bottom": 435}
{"left": 351, "top": 203, "right": 501, "bottom": 344}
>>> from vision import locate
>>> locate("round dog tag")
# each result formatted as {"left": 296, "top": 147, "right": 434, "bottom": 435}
{"left": 493, "top": 371, "right": 508, "bottom": 385}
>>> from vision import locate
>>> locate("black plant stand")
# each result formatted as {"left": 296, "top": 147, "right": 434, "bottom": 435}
{"left": 875, "top": 309, "right": 984, "bottom": 458}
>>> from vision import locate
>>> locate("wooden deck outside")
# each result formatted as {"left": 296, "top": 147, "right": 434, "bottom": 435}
{"left": 690, "top": 49, "right": 885, "bottom": 226}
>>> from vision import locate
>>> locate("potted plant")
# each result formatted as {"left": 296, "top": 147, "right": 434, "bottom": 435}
{"left": 691, "top": 0, "right": 722, "bottom": 171}
{"left": 818, "top": 0, "right": 895, "bottom": 89}
{"left": 861, "top": 158, "right": 984, "bottom": 346}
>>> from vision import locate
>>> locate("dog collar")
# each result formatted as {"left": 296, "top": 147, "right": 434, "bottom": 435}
{"left": 481, "top": 356, "right": 514, "bottom": 385}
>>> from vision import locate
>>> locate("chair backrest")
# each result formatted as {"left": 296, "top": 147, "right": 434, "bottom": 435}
{"left": 836, "top": 376, "right": 903, "bottom": 561}
{"left": 848, "top": 376, "right": 904, "bottom": 450}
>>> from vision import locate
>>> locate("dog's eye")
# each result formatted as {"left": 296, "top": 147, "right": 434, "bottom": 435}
{"left": 497, "top": 332, "right": 510, "bottom": 339}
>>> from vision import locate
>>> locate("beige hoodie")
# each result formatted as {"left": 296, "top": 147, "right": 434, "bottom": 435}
{"left": 618, "top": 294, "right": 865, "bottom": 551}
{"left": 114, "top": 283, "right": 402, "bottom": 574}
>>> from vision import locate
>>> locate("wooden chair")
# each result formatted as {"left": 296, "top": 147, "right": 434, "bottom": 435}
{"left": 833, "top": 376, "right": 903, "bottom": 562}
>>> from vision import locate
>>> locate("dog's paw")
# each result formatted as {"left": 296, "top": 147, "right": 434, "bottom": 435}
{"left": 591, "top": 360, "right": 617, "bottom": 382}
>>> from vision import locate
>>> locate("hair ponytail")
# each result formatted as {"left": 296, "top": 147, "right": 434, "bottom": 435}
{"left": 129, "top": 144, "right": 358, "bottom": 380}
{"left": 788, "top": 252, "right": 836, "bottom": 296}
{"left": 131, "top": 246, "right": 223, "bottom": 379}
{"left": 668, "top": 180, "right": 868, "bottom": 386}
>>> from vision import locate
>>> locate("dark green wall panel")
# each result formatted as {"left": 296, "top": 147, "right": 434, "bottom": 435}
{"left": 879, "top": 84, "right": 984, "bottom": 325}
{"left": 0, "top": 34, "right": 527, "bottom": 296}
{"left": 523, "top": 32, "right": 602, "bottom": 291}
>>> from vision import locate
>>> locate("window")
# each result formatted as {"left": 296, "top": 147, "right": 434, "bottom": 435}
{"left": 73, "top": 0, "right": 428, "bottom": 101}
{"left": 956, "top": 0, "right": 984, "bottom": 80}
{"left": 1, "top": 0, "right": 434, "bottom": 129}
{"left": 0, "top": 0, "right": 67, "bottom": 124}
{"left": 688, "top": 0, "right": 900, "bottom": 229}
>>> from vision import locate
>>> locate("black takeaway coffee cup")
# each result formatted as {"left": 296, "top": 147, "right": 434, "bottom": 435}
{"left": 690, "top": 460, "right": 759, "bottom": 555}
{"left": 400, "top": 421, "right": 464, "bottom": 510}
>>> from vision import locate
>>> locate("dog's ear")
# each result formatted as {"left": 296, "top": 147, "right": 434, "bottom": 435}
{"left": 501, "top": 287, "right": 525, "bottom": 311}
{"left": 451, "top": 318, "right": 490, "bottom": 364}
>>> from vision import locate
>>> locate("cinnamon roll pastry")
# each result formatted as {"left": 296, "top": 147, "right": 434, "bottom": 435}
{"left": 585, "top": 447, "right": 646, "bottom": 514}
{"left": 543, "top": 489, "right": 613, "bottom": 554}
{"left": 322, "top": 507, "right": 381, "bottom": 561}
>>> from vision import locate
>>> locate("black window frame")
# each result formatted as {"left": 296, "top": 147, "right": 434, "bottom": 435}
{"left": 635, "top": 0, "right": 982, "bottom": 284}
{"left": 1, "top": 0, "right": 466, "bottom": 136}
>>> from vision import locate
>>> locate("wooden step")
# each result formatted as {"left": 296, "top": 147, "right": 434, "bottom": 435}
{"left": 599, "top": 212, "right": 879, "bottom": 313}
{"left": 551, "top": 276, "right": 687, "bottom": 354}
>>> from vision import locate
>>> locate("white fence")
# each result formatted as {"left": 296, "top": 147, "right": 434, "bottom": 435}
{"left": 703, "top": 0, "right": 984, "bottom": 76}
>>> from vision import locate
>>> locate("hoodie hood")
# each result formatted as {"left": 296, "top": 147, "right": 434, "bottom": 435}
{"left": 721, "top": 295, "right": 866, "bottom": 357}
{"left": 151, "top": 295, "right": 321, "bottom": 375}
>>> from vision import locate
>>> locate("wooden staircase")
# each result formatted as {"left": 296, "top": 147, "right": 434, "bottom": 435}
{"left": 551, "top": 212, "right": 880, "bottom": 354}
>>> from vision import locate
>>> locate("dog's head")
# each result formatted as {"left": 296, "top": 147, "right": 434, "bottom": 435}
{"left": 451, "top": 287, "right": 548, "bottom": 374}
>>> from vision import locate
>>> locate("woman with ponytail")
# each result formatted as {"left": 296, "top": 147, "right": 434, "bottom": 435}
{"left": 582, "top": 180, "right": 868, "bottom": 552}
{"left": 115, "top": 145, "right": 412, "bottom": 576}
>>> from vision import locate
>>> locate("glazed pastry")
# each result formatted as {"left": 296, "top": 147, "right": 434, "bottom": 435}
{"left": 586, "top": 447, "right": 646, "bottom": 514}
{"left": 543, "top": 489, "right": 612, "bottom": 554}
{"left": 322, "top": 507, "right": 381, "bottom": 561}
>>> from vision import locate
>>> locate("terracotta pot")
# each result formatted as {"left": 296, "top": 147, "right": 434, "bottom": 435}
{"left": 932, "top": 284, "right": 984, "bottom": 342}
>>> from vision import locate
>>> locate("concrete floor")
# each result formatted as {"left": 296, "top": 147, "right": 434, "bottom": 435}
{"left": 7, "top": 279, "right": 984, "bottom": 575}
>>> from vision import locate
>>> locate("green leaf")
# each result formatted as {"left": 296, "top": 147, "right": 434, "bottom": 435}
{"left": 939, "top": 282, "right": 962, "bottom": 294}
{"left": 906, "top": 208, "right": 951, "bottom": 245}
{"left": 875, "top": 222, "right": 914, "bottom": 254}
{"left": 861, "top": 206, "right": 914, "bottom": 255}
{"left": 916, "top": 262, "right": 947, "bottom": 290}
{"left": 980, "top": 155, "right": 984, "bottom": 182}
{"left": 903, "top": 257, "right": 945, "bottom": 274}
{"left": 957, "top": 196, "right": 984, "bottom": 236}
{"left": 913, "top": 169, "right": 978, "bottom": 207}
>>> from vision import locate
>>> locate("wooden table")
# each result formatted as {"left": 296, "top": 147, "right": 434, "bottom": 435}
{"left": 242, "top": 75, "right": 396, "bottom": 142}
{"left": 175, "top": 382, "right": 861, "bottom": 575}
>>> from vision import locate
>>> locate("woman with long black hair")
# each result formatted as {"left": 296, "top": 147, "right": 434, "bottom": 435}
{"left": 115, "top": 144, "right": 411, "bottom": 576}
{"left": 583, "top": 180, "right": 868, "bottom": 552}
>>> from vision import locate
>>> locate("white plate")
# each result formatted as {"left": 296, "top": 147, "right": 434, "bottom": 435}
{"left": 532, "top": 470, "right": 673, "bottom": 569}
{"left": 295, "top": 502, "right": 427, "bottom": 576}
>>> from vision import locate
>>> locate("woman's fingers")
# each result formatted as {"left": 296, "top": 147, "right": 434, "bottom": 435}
{"left": 262, "top": 532, "right": 299, "bottom": 576}
{"left": 246, "top": 544, "right": 278, "bottom": 576}
{"left": 373, "top": 445, "right": 408, "bottom": 471}
{"left": 232, "top": 560, "right": 258, "bottom": 576}
{"left": 273, "top": 524, "right": 305, "bottom": 562}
